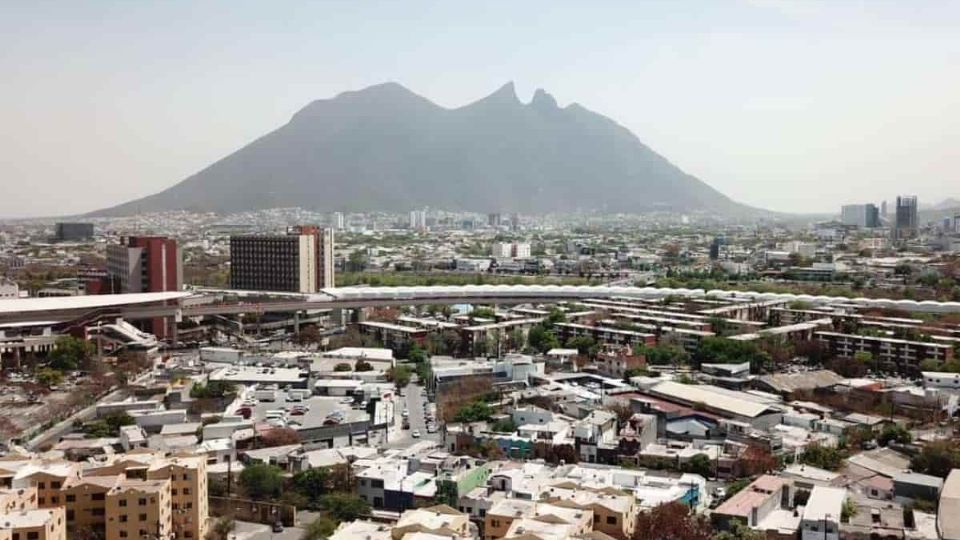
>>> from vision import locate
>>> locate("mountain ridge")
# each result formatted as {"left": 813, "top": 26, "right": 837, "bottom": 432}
{"left": 91, "top": 82, "right": 762, "bottom": 217}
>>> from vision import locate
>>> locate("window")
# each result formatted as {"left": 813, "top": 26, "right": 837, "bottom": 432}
{"left": 27, "top": 533, "right": 39, "bottom": 540}
{"left": 183, "top": 488, "right": 190, "bottom": 495}
{"left": 172, "top": 489, "right": 177, "bottom": 496}
{"left": 139, "top": 498, "right": 147, "bottom": 506}
{"left": 51, "top": 481, "right": 61, "bottom": 489}
{"left": 50, "top": 496, "right": 58, "bottom": 504}
{"left": 139, "top": 514, "right": 148, "bottom": 522}
{"left": 92, "top": 493, "right": 105, "bottom": 501}
{"left": 66, "top": 495, "right": 76, "bottom": 503}
{"left": 38, "top": 482, "right": 45, "bottom": 490}
{"left": 182, "top": 473, "right": 190, "bottom": 480}
{"left": 119, "top": 499, "right": 127, "bottom": 507}
{"left": 119, "top": 532, "right": 128, "bottom": 538}
{"left": 92, "top": 509, "right": 104, "bottom": 516}
{"left": 66, "top": 510, "right": 74, "bottom": 521}
{"left": 606, "top": 516, "right": 617, "bottom": 525}
{"left": 492, "top": 520, "right": 501, "bottom": 528}
{"left": 38, "top": 497, "right": 44, "bottom": 505}
{"left": 120, "top": 515, "right": 128, "bottom": 523}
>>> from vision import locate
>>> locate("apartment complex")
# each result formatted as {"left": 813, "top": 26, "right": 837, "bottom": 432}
{"left": 3, "top": 454, "right": 206, "bottom": 540}
{"left": 816, "top": 331, "right": 954, "bottom": 376}
{"left": 0, "top": 507, "right": 66, "bottom": 540}
{"left": 230, "top": 225, "right": 333, "bottom": 293}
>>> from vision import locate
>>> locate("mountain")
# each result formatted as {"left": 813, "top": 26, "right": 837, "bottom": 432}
{"left": 92, "top": 82, "right": 757, "bottom": 216}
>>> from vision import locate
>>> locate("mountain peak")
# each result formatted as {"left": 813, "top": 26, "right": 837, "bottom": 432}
{"left": 530, "top": 88, "right": 558, "bottom": 110}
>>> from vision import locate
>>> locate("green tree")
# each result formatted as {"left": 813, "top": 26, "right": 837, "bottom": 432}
{"left": 566, "top": 336, "right": 597, "bottom": 357}
{"left": 387, "top": 365, "right": 412, "bottom": 388}
{"left": 48, "top": 336, "right": 95, "bottom": 371}
{"left": 471, "top": 307, "right": 496, "bottom": 319}
{"left": 239, "top": 463, "right": 284, "bottom": 500}
{"left": 800, "top": 444, "right": 844, "bottom": 471}
{"left": 320, "top": 493, "right": 370, "bottom": 521}
{"left": 334, "top": 363, "right": 352, "bottom": 372}
{"left": 638, "top": 343, "right": 690, "bottom": 367}
{"left": 292, "top": 468, "right": 329, "bottom": 507}
{"left": 36, "top": 368, "right": 64, "bottom": 387}
{"left": 682, "top": 453, "right": 713, "bottom": 478}
{"left": 528, "top": 325, "right": 560, "bottom": 353}
{"left": 490, "top": 418, "right": 518, "bottom": 433}
{"left": 453, "top": 401, "right": 493, "bottom": 423}
{"left": 693, "top": 337, "right": 771, "bottom": 372}
{"left": 878, "top": 424, "right": 912, "bottom": 446}
{"left": 354, "top": 359, "right": 374, "bottom": 372}
{"left": 920, "top": 358, "right": 943, "bottom": 372}
{"left": 407, "top": 343, "right": 427, "bottom": 363}
{"left": 205, "top": 517, "right": 235, "bottom": 540}
{"left": 910, "top": 441, "right": 960, "bottom": 478}
{"left": 714, "top": 522, "right": 766, "bottom": 540}
{"left": 301, "top": 516, "right": 337, "bottom": 540}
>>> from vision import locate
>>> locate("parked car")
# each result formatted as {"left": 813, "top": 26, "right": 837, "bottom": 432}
{"left": 412, "top": 430, "right": 421, "bottom": 438}
{"left": 272, "top": 522, "right": 284, "bottom": 533}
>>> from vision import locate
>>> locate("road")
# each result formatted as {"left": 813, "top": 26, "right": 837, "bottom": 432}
{"left": 231, "top": 520, "right": 303, "bottom": 540}
{"left": 385, "top": 381, "right": 440, "bottom": 449}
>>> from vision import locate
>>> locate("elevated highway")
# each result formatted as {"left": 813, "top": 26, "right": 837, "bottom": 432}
{"left": 2, "top": 285, "right": 960, "bottom": 327}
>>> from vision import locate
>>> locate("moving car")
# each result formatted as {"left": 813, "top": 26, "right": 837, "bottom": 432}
{"left": 412, "top": 430, "right": 421, "bottom": 438}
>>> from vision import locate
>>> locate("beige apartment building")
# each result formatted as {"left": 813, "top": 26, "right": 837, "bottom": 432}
{"left": 0, "top": 488, "right": 37, "bottom": 514}
{"left": 0, "top": 507, "right": 66, "bottom": 540}
{"left": 146, "top": 456, "right": 208, "bottom": 540}
{"left": 105, "top": 479, "right": 172, "bottom": 540}
{"left": 13, "top": 464, "right": 79, "bottom": 510}
{"left": 62, "top": 475, "right": 123, "bottom": 535}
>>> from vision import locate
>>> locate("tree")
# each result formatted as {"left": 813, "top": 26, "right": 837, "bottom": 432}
{"left": 354, "top": 359, "right": 374, "bottom": 372}
{"left": 295, "top": 325, "right": 321, "bottom": 346}
{"left": 205, "top": 517, "right": 235, "bottom": 540}
{"left": 301, "top": 516, "right": 337, "bottom": 540}
{"left": 190, "top": 380, "right": 237, "bottom": 399}
{"left": 453, "top": 401, "right": 492, "bottom": 423}
{"left": 239, "top": 463, "right": 284, "bottom": 500}
{"left": 490, "top": 418, "right": 517, "bottom": 433}
{"left": 920, "top": 358, "right": 942, "bottom": 372}
{"left": 334, "top": 363, "right": 352, "bottom": 372}
{"left": 407, "top": 343, "right": 427, "bottom": 363}
{"left": 682, "top": 454, "right": 713, "bottom": 478}
{"left": 292, "top": 468, "right": 329, "bottom": 507}
{"left": 878, "top": 424, "right": 912, "bottom": 447}
{"left": 737, "top": 446, "right": 778, "bottom": 477}
{"left": 387, "top": 365, "right": 412, "bottom": 388}
{"left": 471, "top": 307, "right": 496, "bottom": 320}
{"left": 693, "top": 337, "right": 771, "bottom": 372}
{"left": 259, "top": 427, "right": 301, "bottom": 448}
{"left": 801, "top": 443, "right": 844, "bottom": 471}
{"left": 528, "top": 324, "right": 560, "bottom": 353}
{"left": 320, "top": 493, "right": 370, "bottom": 521}
{"left": 638, "top": 343, "right": 689, "bottom": 367}
{"left": 566, "top": 336, "right": 597, "bottom": 357}
{"left": 36, "top": 368, "right": 64, "bottom": 387}
{"left": 631, "top": 501, "right": 712, "bottom": 540}
{"left": 910, "top": 441, "right": 960, "bottom": 478}
{"left": 48, "top": 336, "right": 95, "bottom": 371}
{"left": 841, "top": 497, "right": 858, "bottom": 522}
{"left": 854, "top": 351, "right": 877, "bottom": 372}
{"left": 714, "top": 522, "right": 766, "bottom": 540}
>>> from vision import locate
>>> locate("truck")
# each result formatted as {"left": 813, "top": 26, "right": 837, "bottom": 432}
{"left": 199, "top": 347, "right": 243, "bottom": 364}
{"left": 254, "top": 389, "right": 278, "bottom": 402}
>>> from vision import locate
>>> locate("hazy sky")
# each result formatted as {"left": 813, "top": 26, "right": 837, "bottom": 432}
{"left": 2, "top": 0, "right": 959, "bottom": 218}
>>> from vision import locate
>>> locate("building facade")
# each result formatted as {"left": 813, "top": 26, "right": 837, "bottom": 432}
{"left": 230, "top": 226, "right": 333, "bottom": 293}
{"left": 106, "top": 236, "right": 183, "bottom": 294}
{"left": 54, "top": 223, "right": 94, "bottom": 242}
{"left": 894, "top": 195, "right": 918, "bottom": 240}
{"left": 840, "top": 204, "right": 880, "bottom": 228}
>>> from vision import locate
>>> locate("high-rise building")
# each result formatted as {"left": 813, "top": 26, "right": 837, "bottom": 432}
{"left": 491, "top": 242, "right": 530, "bottom": 259}
{"left": 840, "top": 204, "right": 880, "bottom": 228}
{"left": 230, "top": 226, "right": 334, "bottom": 292}
{"left": 894, "top": 195, "right": 919, "bottom": 240}
{"left": 709, "top": 237, "right": 723, "bottom": 260}
{"left": 332, "top": 212, "right": 345, "bottom": 231}
{"left": 106, "top": 236, "right": 183, "bottom": 294}
{"left": 105, "top": 236, "right": 182, "bottom": 339}
{"left": 880, "top": 200, "right": 888, "bottom": 218}
{"left": 54, "top": 222, "right": 94, "bottom": 242}
{"left": 487, "top": 213, "right": 502, "bottom": 228}
{"left": 409, "top": 210, "right": 427, "bottom": 231}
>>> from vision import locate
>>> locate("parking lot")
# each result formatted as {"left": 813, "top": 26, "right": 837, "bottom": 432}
{"left": 239, "top": 390, "right": 368, "bottom": 430}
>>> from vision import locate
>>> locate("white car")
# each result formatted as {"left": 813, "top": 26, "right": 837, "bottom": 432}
{"left": 412, "top": 430, "right": 421, "bottom": 438}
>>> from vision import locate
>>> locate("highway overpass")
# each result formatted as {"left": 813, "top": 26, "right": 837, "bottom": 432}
{"left": 2, "top": 285, "right": 960, "bottom": 328}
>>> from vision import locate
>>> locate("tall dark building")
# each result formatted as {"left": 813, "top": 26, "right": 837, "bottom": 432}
{"left": 55, "top": 222, "right": 94, "bottom": 241}
{"left": 894, "top": 196, "right": 918, "bottom": 240}
{"left": 229, "top": 226, "right": 334, "bottom": 293}
{"left": 709, "top": 237, "right": 723, "bottom": 260}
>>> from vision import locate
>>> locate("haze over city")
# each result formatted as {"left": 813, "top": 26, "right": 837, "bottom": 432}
{"left": 2, "top": 0, "right": 960, "bottom": 218}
